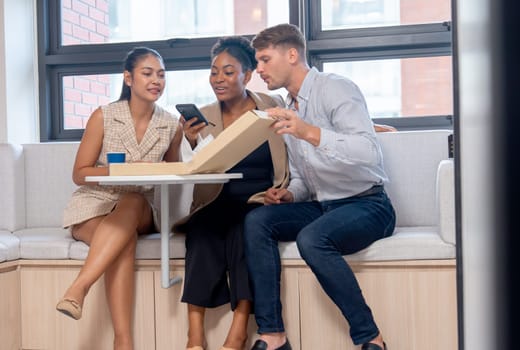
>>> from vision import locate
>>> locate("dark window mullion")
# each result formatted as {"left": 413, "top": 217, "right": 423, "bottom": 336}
{"left": 289, "top": 0, "right": 302, "bottom": 27}
{"left": 313, "top": 22, "right": 451, "bottom": 40}
{"left": 46, "top": 39, "right": 217, "bottom": 65}
{"left": 373, "top": 116, "right": 454, "bottom": 131}
{"left": 307, "top": 0, "right": 322, "bottom": 40}
{"left": 45, "top": 0, "right": 61, "bottom": 54}
{"left": 307, "top": 31, "right": 452, "bottom": 54}
{"left": 312, "top": 47, "right": 451, "bottom": 64}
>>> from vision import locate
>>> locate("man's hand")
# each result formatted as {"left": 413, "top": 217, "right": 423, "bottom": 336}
{"left": 266, "top": 107, "right": 321, "bottom": 146}
{"left": 264, "top": 187, "right": 294, "bottom": 205}
{"left": 374, "top": 123, "right": 397, "bottom": 132}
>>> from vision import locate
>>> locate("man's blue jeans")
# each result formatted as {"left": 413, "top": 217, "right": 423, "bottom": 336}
{"left": 244, "top": 190, "right": 395, "bottom": 345}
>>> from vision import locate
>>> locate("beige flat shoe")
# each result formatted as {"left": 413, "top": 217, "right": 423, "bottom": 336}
{"left": 56, "top": 298, "right": 82, "bottom": 320}
{"left": 186, "top": 346, "right": 204, "bottom": 350}
{"left": 220, "top": 347, "right": 237, "bottom": 350}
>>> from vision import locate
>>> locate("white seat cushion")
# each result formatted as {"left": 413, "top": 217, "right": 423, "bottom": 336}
{"left": 0, "top": 231, "right": 20, "bottom": 261}
{"left": 14, "top": 228, "right": 74, "bottom": 259}
{"left": 278, "top": 226, "right": 455, "bottom": 261}
{"left": 69, "top": 232, "right": 187, "bottom": 260}
{"left": 10, "top": 227, "right": 457, "bottom": 262}
{"left": 0, "top": 143, "right": 25, "bottom": 232}
{"left": 135, "top": 233, "right": 186, "bottom": 259}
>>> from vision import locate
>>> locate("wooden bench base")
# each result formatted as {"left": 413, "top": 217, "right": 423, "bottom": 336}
{"left": 1, "top": 259, "right": 457, "bottom": 350}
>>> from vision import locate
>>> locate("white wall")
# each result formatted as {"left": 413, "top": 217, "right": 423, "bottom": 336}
{"left": 0, "top": 0, "right": 38, "bottom": 144}
{"left": 457, "top": 0, "right": 499, "bottom": 348}
{"left": 0, "top": 1, "right": 7, "bottom": 143}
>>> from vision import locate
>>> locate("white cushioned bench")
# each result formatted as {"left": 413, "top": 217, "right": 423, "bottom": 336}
{"left": 0, "top": 130, "right": 455, "bottom": 262}
{"left": 0, "top": 130, "right": 456, "bottom": 350}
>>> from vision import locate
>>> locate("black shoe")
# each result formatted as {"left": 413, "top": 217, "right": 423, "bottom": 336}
{"left": 361, "top": 342, "right": 387, "bottom": 350}
{"left": 251, "top": 339, "right": 292, "bottom": 350}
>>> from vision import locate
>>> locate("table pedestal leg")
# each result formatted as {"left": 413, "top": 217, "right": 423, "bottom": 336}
{"left": 160, "top": 184, "right": 182, "bottom": 288}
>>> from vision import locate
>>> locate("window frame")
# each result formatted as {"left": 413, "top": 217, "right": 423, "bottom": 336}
{"left": 305, "top": 0, "right": 453, "bottom": 131}
{"left": 38, "top": 0, "right": 453, "bottom": 141}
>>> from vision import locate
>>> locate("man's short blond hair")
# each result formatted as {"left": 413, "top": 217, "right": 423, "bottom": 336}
{"left": 252, "top": 23, "right": 306, "bottom": 59}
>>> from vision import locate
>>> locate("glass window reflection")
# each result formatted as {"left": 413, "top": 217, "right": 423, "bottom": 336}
{"left": 61, "top": 0, "right": 289, "bottom": 45}
{"left": 324, "top": 56, "right": 453, "bottom": 118}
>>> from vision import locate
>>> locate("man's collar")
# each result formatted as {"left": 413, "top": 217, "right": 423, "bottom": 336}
{"left": 284, "top": 67, "right": 318, "bottom": 108}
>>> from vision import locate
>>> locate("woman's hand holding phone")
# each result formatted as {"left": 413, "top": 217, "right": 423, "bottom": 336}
{"left": 182, "top": 116, "right": 207, "bottom": 148}
{"left": 176, "top": 104, "right": 213, "bottom": 149}
{"left": 175, "top": 104, "right": 215, "bottom": 126}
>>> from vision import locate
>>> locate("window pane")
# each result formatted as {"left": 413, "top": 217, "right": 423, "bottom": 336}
{"left": 321, "top": 0, "right": 451, "bottom": 30}
{"left": 323, "top": 56, "right": 452, "bottom": 118}
{"left": 63, "top": 70, "right": 213, "bottom": 130}
{"left": 63, "top": 69, "right": 280, "bottom": 130}
{"left": 61, "top": 0, "right": 289, "bottom": 45}
{"left": 63, "top": 74, "right": 112, "bottom": 129}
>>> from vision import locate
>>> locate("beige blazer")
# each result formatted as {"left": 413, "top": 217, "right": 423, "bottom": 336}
{"left": 173, "top": 90, "right": 289, "bottom": 232}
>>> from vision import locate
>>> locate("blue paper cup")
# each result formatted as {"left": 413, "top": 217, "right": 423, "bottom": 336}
{"left": 107, "top": 152, "right": 126, "bottom": 164}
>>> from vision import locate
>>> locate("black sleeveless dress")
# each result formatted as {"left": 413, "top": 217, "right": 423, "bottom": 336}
{"left": 181, "top": 141, "right": 273, "bottom": 310}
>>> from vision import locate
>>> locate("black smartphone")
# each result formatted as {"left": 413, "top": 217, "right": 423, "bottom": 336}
{"left": 175, "top": 103, "right": 212, "bottom": 126}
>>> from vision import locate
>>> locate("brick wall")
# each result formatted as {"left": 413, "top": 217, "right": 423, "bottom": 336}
{"left": 233, "top": 0, "right": 267, "bottom": 35}
{"left": 62, "top": 0, "right": 110, "bottom": 129}
{"left": 401, "top": 0, "right": 453, "bottom": 117}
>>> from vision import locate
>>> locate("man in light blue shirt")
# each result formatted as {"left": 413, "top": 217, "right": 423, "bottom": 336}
{"left": 244, "top": 24, "right": 395, "bottom": 350}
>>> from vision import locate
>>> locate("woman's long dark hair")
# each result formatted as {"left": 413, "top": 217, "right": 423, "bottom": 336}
{"left": 118, "top": 47, "right": 163, "bottom": 101}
